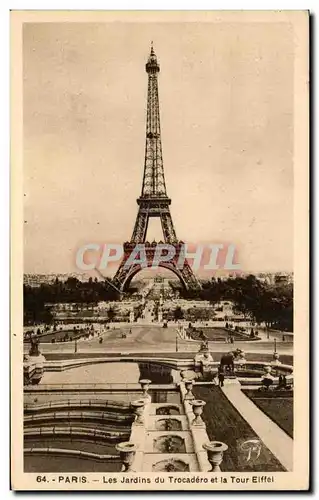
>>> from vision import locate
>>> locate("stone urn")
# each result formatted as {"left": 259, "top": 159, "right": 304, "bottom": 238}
{"left": 139, "top": 379, "right": 152, "bottom": 400}
{"left": 235, "top": 349, "right": 246, "bottom": 368}
{"left": 116, "top": 442, "right": 138, "bottom": 472}
{"left": 190, "top": 399, "right": 206, "bottom": 425}
{"left": 131, "top": 399, "right": 145, "bottom": 425}
{"left": 264, "top": 365, "right": 272, "bottom": 375}
{"left": 180, "top": 370, "right": 188, "bottom": 380}
{"left": 261, "top": 365, "right": 275, "bottom": 389}
{"left": 184, "top": 379, "right": 195, "bottom": 400}
{"left": 203, "top": 441, "right": 228, "bottom": 471}
{"left": 272, "top": 352, "right": 281, "bottom": 364}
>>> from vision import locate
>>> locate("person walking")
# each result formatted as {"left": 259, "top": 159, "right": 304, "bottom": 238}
{"left": 218, "top": 371, "right": 225, "bottom": 388}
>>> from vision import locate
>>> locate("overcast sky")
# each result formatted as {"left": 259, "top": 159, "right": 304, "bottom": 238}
{"left": 23, "top": 21, "right": 294, "bottom": 275}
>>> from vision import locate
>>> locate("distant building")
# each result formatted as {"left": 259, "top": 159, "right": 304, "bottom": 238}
{"left": 154, "top": 276, "right": 164, "bottom": 283}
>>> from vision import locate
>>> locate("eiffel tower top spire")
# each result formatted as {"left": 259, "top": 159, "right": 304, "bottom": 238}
{"left": 146, "top": 42, "right": 159, "bottom": 73}
{"left": 140, "top": 44, "right": 167, "bottom": 198}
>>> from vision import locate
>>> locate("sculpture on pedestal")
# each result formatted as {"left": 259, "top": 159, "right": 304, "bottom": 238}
{"left": 194, "top": 342, "right": 214, "bottom": 378}
{"left": 219, "top": 349, "right": 243, "bottom": 375}
{"left": 24, "top": 337, "right": 46, "bottom": 385}
{"left": 260, "top": 365, "right": 275, "bottom": 391}
{"left": 29, "top": 337, "right": 40, "bottom": 356}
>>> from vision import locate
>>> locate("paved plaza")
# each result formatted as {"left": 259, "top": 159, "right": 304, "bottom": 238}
{"left": 24, "top": 324, "right": 293, "bottom": 356}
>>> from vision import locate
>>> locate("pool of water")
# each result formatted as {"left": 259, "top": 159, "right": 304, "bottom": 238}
{"left": 24, "top": 454, "right": 121, "bottom": 473}
{"left": 40, "top": 362, "right": 181, "bottom": 385}
{"left": 24, "top": 390, "right": 181, "bottom": 407}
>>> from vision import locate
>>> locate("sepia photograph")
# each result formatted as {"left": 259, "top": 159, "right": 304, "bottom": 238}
{"left": 11, "top": 10, "right": 309, "bottom": 491}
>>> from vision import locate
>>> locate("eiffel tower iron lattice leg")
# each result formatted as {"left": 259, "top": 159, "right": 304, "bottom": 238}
{"left": 112, "top": 45, "right": 201, "bottom": 294}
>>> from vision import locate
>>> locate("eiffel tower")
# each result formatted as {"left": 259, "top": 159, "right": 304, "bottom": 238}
{"left": 112, "top": 45, "right": 201, "bottom": 294}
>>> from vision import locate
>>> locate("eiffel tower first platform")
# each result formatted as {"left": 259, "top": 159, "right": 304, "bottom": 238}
{"left": 112, "top": 46, "right": 201, "bottom": 295}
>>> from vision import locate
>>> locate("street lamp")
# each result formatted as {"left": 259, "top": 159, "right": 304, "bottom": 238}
{"left": 176, "top": 333, "right": 178, "bottom": 353}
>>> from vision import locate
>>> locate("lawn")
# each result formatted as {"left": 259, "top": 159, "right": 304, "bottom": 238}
{"left": 24, "top": 329, "right": 86, "bottom": 343}
{"left": 199, "top": 327, "right": 258, "bottom": 342}
{"left": 192, "top": 385, "right": 285, "bottom": 472}
{"left": 242, "top": 390, "right": 293, "bottom": 438}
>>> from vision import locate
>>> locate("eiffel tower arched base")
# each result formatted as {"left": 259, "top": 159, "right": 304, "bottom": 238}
{"left": 112, "top": 245, "right": 201, "bottom": 295}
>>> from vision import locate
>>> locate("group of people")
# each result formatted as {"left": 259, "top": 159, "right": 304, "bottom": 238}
{"left": 225, "top": 335, "right": 235, "bottom": 344}
{"left": 260, "top": 373, "right": 289, "bottom": 391}
{"left": 277, "top": 374, "right": 288, "bottom": 389}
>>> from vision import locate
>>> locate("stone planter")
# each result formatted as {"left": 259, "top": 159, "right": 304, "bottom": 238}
{"left": 264, "top": 365, "right": 272, "bottom": 375}
{"left": 203, "top": 441, "right": 228, "bottom": 471}
{"left": 180, "top": 370, "right": 187, "bottom": 380}
{"left": 236, "top": 350, "right": 247, "bottom": 367}
{"left": 131, "top": 399, "right": 145, "bottom": 425}
{"left": 139, "top": 379, "right": 152, "bottom": 400}
{"left": 261, "top": 365, "right": 275, "bottom": 389}
{"left": 190, "top": 399, "right": 206, "bottom": 425}
{"left": 272, "top": 352, "right": 281, "bottom": 364}
{"left": 116, "top": 442, "right": 138, "bottom": 472}
{"left": 184, "top": 379, "right": 195, "bottom": 400}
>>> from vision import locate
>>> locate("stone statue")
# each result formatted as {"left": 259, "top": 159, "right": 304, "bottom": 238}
{"left": 199, "top": 339, "right": 209, "bottom": 352}
{"left": 219, "top": 349, "right": 242, "bottom": 375}
{"left": 29, "top": 336, "right": 40, "bottom": 357}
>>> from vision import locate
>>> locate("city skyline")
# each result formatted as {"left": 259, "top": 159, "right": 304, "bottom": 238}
{"left": 24, "top": 22, "right": 294, "bottom": 275}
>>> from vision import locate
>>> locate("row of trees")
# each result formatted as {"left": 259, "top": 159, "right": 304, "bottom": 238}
{"left": 24, "top": 274, "right": 293, "bottom": 331}
{"left": 163, "top": 305, "right": 216, "bottom": 323}
{"left": 164, "top": 275, "right": 293, "bottom": 331}
{"left": 201, "top": 275, "right": 293, "bottom": 331}
{"left": 24, "top": 277, "right": 118, "bottom": 325}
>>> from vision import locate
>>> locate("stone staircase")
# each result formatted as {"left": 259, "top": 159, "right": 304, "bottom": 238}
{"left": 119, "top": 381, "right": 216, "bottom": 472}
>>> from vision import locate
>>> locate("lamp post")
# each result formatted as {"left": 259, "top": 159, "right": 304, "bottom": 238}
{"left": 176, "top": 333, "right": 178, "bottom": 353}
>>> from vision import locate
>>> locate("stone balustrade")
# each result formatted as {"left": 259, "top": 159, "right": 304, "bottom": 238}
{"left": 179, "top": 381, "right": 212, "bottom": 471}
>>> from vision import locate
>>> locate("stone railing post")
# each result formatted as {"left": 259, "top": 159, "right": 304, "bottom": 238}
{"left": 128, "top": 397, "right": 151, "bottom": 471}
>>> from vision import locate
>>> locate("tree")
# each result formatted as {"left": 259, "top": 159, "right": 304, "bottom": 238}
{"left": 107, "top": 306, "right": 118, "bottom": 322}
{"left": 173, "top": 306, "right": 184, "bottom": 321}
